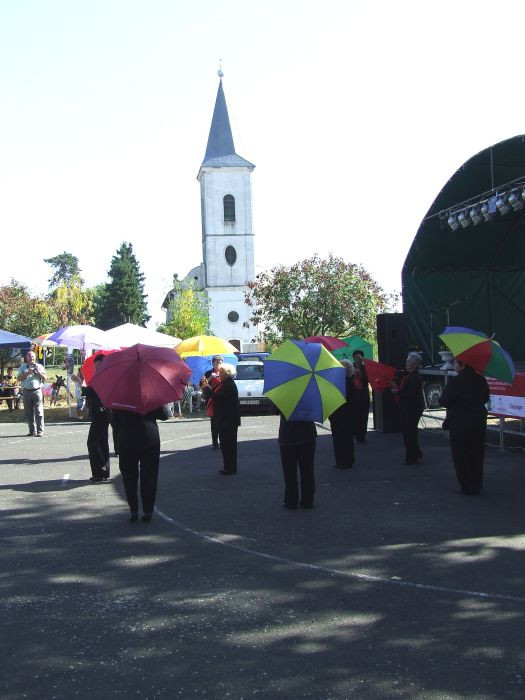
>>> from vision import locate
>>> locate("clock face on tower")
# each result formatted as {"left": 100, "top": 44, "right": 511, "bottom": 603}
{"left": 228, "top": 311, "right": 239, "bottom": 322}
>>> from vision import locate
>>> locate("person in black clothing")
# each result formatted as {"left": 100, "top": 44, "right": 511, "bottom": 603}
{"left": 439, "top": 359, "right": 489, "bottom": 495}
{"left": 82, "top": 355, "right": 110, "bottom": 482}
{"left": 200, "top": 355, "right": 223, "bottom": 449}
{"left": 112, "top": 405, "right": 171, "bottom": 521}
{"left": 390, "top": 352, "right": 424, "bottom": 465}
{"left": 278, "top": 415, "right": 317, "bottom": 509}
{"left": 352, "top": 350, "right": 370, "bottom": 443}
{"left": 202, "top": 365, "right": 240, "bottom": 475}
{"left": 329, "top": 359, "right": 355, "bottom": 469}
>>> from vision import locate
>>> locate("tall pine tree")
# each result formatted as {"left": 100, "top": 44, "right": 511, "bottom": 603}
{"left": 95, "top": 243, "right": 150, "bottom": 329}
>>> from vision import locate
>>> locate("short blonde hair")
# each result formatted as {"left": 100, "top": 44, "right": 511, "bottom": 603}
{"left": 406, "top": 352, "right": 422, "bottom": 365}
{"left": 220, "top": 363, "right": 236, "bottom": 378}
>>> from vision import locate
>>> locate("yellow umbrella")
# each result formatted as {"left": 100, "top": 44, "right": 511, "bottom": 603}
{"left": 175, "top": 335, "right": 238, "bottom": 357}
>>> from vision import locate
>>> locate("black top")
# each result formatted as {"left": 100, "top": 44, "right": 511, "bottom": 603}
{"left": 111, "top": 406, "right": 168, "bottom": 447}
{"left": 397, "top": 370, "right": 425, "bottom": 414}
{"left": 278, "top": 415, "right": 317, "bottom": 446}
{"left": 440, "top": 366, "right": 489, "bottom": 432}
{"left": 330, "top": 375, "right": 355, "bottom": 422}
{"left": 203, "top": 376, "right": 241, "bottom": 428}
{"left": 82, "top": 385, "right": 107, "bottom": 421}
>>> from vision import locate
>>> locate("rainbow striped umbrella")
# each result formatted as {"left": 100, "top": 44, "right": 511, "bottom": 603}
{"left": 438, "top": 326, "right": 516, "bottom": 384}
{"left": 263, "top": 339, "right": 346, "bottom": 422}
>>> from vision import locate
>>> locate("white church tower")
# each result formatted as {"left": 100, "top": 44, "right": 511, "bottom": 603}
{"left": 197, "top": 72, "right": 256, "bottom": 351}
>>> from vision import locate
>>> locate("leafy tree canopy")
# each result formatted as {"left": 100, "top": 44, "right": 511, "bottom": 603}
{"left": 0, "top": 280, "right": 58, "bottom": 339}
{"left": 94, "top": 242, "right": 150, "bottom": 330}
{"left": 244, "top": 254, "right": 397, "bottom": 347}
{"left": 162, "top": 280, "right": 209, "bottom": 339}
{"left": 44, "top": 252, "right": 82, "bottom": 289}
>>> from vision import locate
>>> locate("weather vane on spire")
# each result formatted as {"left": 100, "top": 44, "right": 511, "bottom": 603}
{"left": 218, "top": 59, "right": 224, "bottom": 79}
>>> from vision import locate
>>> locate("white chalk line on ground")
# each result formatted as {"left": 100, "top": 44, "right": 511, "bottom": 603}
{"left": 155, "top": 508, "right": 525, "bottom": 604}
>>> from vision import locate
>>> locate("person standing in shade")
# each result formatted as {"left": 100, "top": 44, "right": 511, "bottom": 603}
{"left": 200, "top": 355, "right": 223, "bottom": 449}
{"left": 202, "top": 365, "right": 240, "bottom": 474}
{"left": 17, "top": 350, "right": 47, "bottom": 437}
{"left": 390, "top": 352, "right": 424, "bottom": 465}
{"left": 352, "top": 350, "right": 370, "bottom": 443}
{"left": 82, "top": 355, "right": 111, "bottom": 482}
{"left": 440, "top": 359, "right": 489, "bottom": 495}
{"left": 112, "top": 405, "right": 171, "bottom": 522}
{"left": 329, "top": 359, "right": 355, "bottom": 469}
{"left": 278, "top": 415, "right": 317, "bottom": 509}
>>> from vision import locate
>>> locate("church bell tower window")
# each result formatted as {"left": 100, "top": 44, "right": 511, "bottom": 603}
{"left": 223, "top": 194, "right": 236, "bottom": 222}
{"left": 225, "top": 245, "right": 237, "bottom": 266}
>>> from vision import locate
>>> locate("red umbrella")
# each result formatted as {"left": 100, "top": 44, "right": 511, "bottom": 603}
{"left": 82, "top": 349, "right": 120, "bottom": 384}
{"left": 304, "top": 335, "right": 348, "bottom": 352}
{"left": 363, "top": 359, "right": 397, "bottom": 390}
{"left": 89, "top": 344, "right": 192, "bottom": 415}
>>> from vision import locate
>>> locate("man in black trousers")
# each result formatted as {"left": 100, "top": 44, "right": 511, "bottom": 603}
{"left": 440, "top": 359, "right": 489, "bottom": 495}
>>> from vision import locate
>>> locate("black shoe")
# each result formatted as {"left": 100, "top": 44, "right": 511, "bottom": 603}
{"left": 283, "top": 503, "right": 298, "bottom": 510}
{"left": 334, "top": 464, "right": 353, "bottom": 469}
{"left": 129, "top": 512, "right": 138, "bottom": 522}
{"left": 26, "top": 433, "right": 35, "bottom": 437}
{"left": 457, "top": 489, "right": 481, "bottom": 496}
{"left": 90, "top": 477, "right": 103, "bottom": 483}
{"left": 212, "top": 444, "right": 219, "bottom": 449}
{"left": 142, "top": 513, "right": 152, "bottom": 522}
{"left": 300, "top": 503, "right": 314, "bottom": 509}
{"left": 218, "top": 469, "right": 234, "bottom": 475}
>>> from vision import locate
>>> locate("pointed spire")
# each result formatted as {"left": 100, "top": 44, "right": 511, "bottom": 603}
{"left": 203, "top": 79, "right": 235, "bottom": 161}
{"left": 201, "top": 73, "right": 255, "bottom": 169}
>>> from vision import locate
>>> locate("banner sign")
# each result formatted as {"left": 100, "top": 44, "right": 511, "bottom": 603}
{"left": 487, "top": 373, "right": 525, "bottom": 418}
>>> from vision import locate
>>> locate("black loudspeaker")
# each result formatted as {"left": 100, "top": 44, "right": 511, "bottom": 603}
{"left": 376, "top": 313, "right": 408, "bottom": 369}
{"left": 374, "top": 313, "right": 408, "bottom": 433}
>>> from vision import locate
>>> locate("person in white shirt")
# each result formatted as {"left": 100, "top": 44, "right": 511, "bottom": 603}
{"left": 17, "top": 350, "right": 47, "bottom": 436}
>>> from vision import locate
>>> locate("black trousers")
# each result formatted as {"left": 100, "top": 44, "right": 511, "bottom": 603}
{"left": 87, "top": 416, "right": 110, "bottom": 479}
{"left": 400, "top": 409, "right": 422, "bottom": 463}
{"left": 219, "top": 426, "right": 238, "bottom": 473}
{"left": 119, "top": 443, "right": 160, "bottom": 514}
{"left": 211, "top": 415, "right": 219, "bottom": 447}
{"left": 353, "top": 396, "right": 370, "bottom": 442}
{"left": 280, "top": 441, "right": 316, "bottom": 508}
{"left": 329, "top": 412, "right": 354, "bottom": 467}
{"left": 450, "top": 427, "right": 485, "bottom": 493}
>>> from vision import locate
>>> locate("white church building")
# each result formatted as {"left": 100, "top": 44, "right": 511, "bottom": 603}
{"left": 163, "top": 73, "right": 258, "bottom": 352}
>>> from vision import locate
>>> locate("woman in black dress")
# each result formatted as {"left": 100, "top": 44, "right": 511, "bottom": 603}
{"left": 202, "top": 365, "right": 240, "bottom": 475}
{"left": 329, "top": 359, "right": 355, "bottom": 469}
{"left": 112, "top": 405, "right": 171, "bottom": 521}
{"left": 82, "top": 355, "right": 110, "bottom": 482}
{"left": 440, "top": 359, "right": 489, "bottom": 495}
{"left": 390, "top": 352, "right": 425, "bottom": 465}
{"left": 278, "top": 416, "right": 317, "bottom": 509}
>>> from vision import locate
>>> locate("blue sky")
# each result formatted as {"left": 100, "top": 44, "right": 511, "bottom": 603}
{"left": 2, "top": 0, "right": 525, "bottom": 327}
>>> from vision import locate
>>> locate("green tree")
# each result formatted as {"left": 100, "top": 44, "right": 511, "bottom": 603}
{"left": 244, "top": 254, "right": 397, "bottom": 346}
{"left": 94, "top": 242, "right": 150, "bottom": 329}
{"left": 44, "top": 252, "right": 82, "bottom": 288}
{"left": 53, "top": 281, "right": 94, "bottom": 327}
{"left": 163, "top": 279, "right": 209, "bottom": 339}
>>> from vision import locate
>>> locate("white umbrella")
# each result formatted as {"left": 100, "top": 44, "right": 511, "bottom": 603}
{"left": 103, "top": 322, "right": 181, "bottom": 349}
{"left": 48, "top": 325, "right": 117, "bottom": 352}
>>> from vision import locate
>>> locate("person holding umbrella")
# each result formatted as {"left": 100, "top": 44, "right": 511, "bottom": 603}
{"left": 82, "top": 355, "right": 111, "bottom": 482}
{"left": 390, "top": 352, "right": 424, "bottom": 465}
{"left": 201, "top": 364, "right": 240, "bottom": 474}
{"left": 89, "top": 343, "right": 192, "bottom": 521}
{"left": 439, "top": 359, "right": 489, "bottom": 495}
{"left": 200, "top": 355, "right": 224, "bottom": 449}
{"left": 329, "top": 359, "right": 355, "bottom": 469}
{"left": 278, "top": 415, "right": 317, "bottom": 509}
{"left": 352, "top": 350, "right": 370, "bottom": 443}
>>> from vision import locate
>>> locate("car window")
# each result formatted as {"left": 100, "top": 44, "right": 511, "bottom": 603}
{"left": 235, "top": 364, "right": 264, "bottom": 380}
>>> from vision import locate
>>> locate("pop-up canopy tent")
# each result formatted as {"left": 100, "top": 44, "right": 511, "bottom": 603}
{"left": 402, "top": 134, "right": 525, "bottom": 365}
{"left": 0, "top": 329, "right": 32, "bottom": 349}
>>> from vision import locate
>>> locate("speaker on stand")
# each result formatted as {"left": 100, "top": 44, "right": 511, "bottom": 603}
{"left": 374, "top": 313, "right": 408, "bottom": 433}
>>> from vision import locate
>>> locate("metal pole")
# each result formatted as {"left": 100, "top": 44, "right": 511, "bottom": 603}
{"left": 499, "top": 416, "right": 505, "bottom": 452}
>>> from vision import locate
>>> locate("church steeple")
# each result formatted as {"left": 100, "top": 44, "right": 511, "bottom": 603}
{"left": 201, "top": 74, "right": 254, "bottom": 169}
{"left": 203, "top": 79, "right": 236, "bottom": 161}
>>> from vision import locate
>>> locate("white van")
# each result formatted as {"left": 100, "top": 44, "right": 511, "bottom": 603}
{"left": 234, "top": 360, "right": 276, "bottom": 412}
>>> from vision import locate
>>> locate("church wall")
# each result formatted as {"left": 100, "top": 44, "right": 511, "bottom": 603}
{"left": 206, "top": 287, "right": 253, "bottom": 350}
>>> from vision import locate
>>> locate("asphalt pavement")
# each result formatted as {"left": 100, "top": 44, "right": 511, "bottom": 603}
{"left": 1, "top": 413, "right": 525, "bottom": 700}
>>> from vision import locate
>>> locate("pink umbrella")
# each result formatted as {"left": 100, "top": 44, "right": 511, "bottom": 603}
{"left": 304, "top": 335, "right": 348, "bottom": 352}
{"left": 89, "top": 344, "right": 192, "bottom": 415}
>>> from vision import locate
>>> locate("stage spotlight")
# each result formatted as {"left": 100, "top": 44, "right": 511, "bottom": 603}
{"left": 481, "top": 197, "right": 497, "bottom": 221}
{"left": 457, "top": 211, "right": 470, "bottom": 228}
{"left": 508, "top": 191, "right": 524, "bottom": 211}
{"left": 469, "top": 206, "right": 483, "bottom": 225}
{"left": 496, "top": 194, "right": 511, "bottom": 215}
{"left": 447, "top": 213, "right": 460, "bottom": 231}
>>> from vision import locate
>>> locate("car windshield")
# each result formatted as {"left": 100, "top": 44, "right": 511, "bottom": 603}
{"left": 236, "top": 364, "right": 264, "bottom": 381}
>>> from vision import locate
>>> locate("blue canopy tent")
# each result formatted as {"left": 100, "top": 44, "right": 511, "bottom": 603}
{"left": 0, "top": 329, "right": 32, "bottom": 349}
